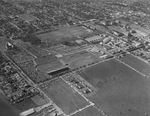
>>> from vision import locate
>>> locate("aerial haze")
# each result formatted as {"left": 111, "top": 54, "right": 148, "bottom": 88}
{"left": 0, "top": 0, "right": 150, "bottom": 116}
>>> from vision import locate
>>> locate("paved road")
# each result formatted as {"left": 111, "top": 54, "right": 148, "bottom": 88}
{"left": 2, "top": 52, "right": 66, "bottom": 116}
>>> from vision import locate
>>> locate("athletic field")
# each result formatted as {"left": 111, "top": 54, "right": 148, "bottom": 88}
{"left": 61, "top": 50, "right": 99, "bottom": 69}
{"left": 40, "top": 78, "right": 89, "bottom": 115}
{"left": 78, "top": 59, "right": 150, "bottom": 116}
{"left": 72, "top": 106, "right": 104, "bottom": 116}
{"left": 37, "top": 26, "right": 91, "bottom": 42}
{"left": 121, "top": 54, "right": 150, "bottom": 76}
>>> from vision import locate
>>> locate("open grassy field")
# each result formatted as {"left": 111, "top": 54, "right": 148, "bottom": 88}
{"left": 78, "top": 59, "right": 150, "bottom": 116}
{"left": 69, "top": 54, "right": 99, "bottom": 69}
{"left": 13, "top": 95, "right": 47, "bottom": 113}
{"left": 13, "top": 98, "right": 37, "bottom": 113}
{"left": 61, "top": 50, "right": 99, "bottom": 69}
{"left": 18, "top": 60, "right": 51, "bottom": 84}
{"left": 40, "top": 78, "right": 89, "bottom": 115}
{"left": 72, "top": 106, "right": 104, "bottom": 116}
{"left": 37, "top": 26, "right": 91, "bottom": 42}
{"left": 54, "top": 46, "right": 87, "bottom": 55}
{"left": 37, "top": 61, "right": 64, "bottom": 73}
{"left": 121, "top": 54, "right": 150, "bottom": 76}
{"left": 61, "top": 51, "right": 89, "bottom": 63}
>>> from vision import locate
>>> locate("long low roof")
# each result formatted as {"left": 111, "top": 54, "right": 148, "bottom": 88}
{"left": 85, "top": 36, "right": 102, "bottom": 42}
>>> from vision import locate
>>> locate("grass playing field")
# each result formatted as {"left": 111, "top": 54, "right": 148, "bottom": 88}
{"left": 37, "top": 61, "right": 64, "bottom": 73}
{"left": 72, "top": 106, "right": 104, "bottom": 116}
{"left": 13, "top": 95, "right": 48, "bottom": 113}
{"left": 61, "top": 51, "right": 89, "bottom": 63}
{"left": 69, "top": 54, "right": 99, "bottom": 69}
{"left": 121, "top": 54, "right": 150, "bottom": 76}
{"left": 40, "top": 78, "right": 89, "bottom": 115}
{"left": 37, "top": 26, "right": 91, "bottom": 43}
{"left": 61, "top": 50, "right": 99, "bottom": 69}
{"left": 13, "top": 98, "right": 37, "bottom": 113}
{"left": 78, "top": 59, "right": 150, "bottom": 116}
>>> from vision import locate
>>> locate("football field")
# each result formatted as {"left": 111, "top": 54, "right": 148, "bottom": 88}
{"left": 78, "top": 59, "right": 150, "bottom": 116}
{"left": 121, "top": 54, "right": 150, "bottom": 77}
{"left": 72, "top": 106, "right": 104, "bottom": 116}
{"left": 40, "top": 78, "right": 89, "bottom": 115}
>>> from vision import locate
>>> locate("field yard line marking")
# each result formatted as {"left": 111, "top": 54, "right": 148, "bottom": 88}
{"left": 61, "top": 77, "right": 108, "bottom": 116}
{"left": 128, "top": 52, "right": 150, "bottom": 66}
{"left": 115, "top": 58, "right": 147, "bottom": 77}
{"left": 69, "top": 104, "right": 93, "bottom": 116}
{"left": 39, "top": 58, "right": 114, "bottom": 86}
{"left": 98, "top": 57, "right": 114, "bottom": 64}
{"left": 93, "top": 105, "right": 107, "bottom": 116}
{"left": 61, "top": 77, "right": 94, "bottom": 105}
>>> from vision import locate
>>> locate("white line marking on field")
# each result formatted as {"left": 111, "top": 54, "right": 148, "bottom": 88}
{"left": 115, "top": 58, "right": 147, "bottom": 78}
{"left": 61, "top": 77, "right": 93, "bottom": 104}
{"left": 69, "top": 104, "right": 93, "bottom": 116}
{"left": 61, "top": 77, "right": 108, "bottom": 116}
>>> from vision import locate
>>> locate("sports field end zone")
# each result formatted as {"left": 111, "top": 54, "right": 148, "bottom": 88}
{"left": 121, "top": 54, "right": 150, "bottom": 76}
{"left": 40, "top": 78, "right": 89, "bottom": 115}
{"left": 72, "top": 106, "right": 104, "bottom": 116}
{"left": 78, "top": 59, "right": 150, "bottom": 116}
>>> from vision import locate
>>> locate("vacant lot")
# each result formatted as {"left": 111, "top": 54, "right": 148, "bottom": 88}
{"left": 121, "top": 54, "right": 150, "bottom": 76}
{"left": 78, "top": 59, "right": 150, "bottom": 116}
{"left": 37, "top": 26, "right": 91, "bottom": 42}
{"left": 40, "top": 79, "right": 89, "bottom": 115}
